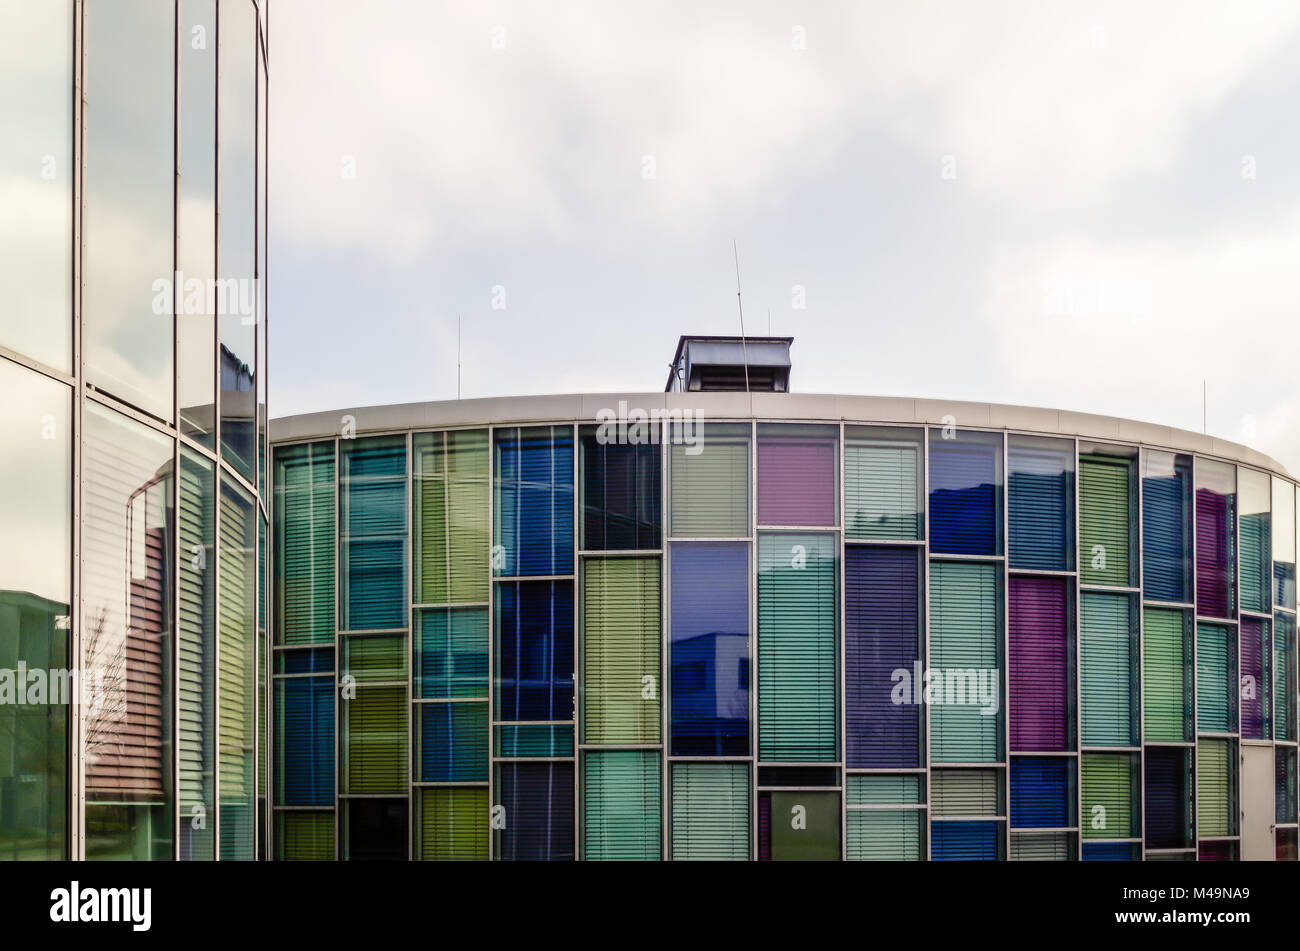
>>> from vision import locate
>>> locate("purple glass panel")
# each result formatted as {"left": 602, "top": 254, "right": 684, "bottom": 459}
{"left": 1242, "top": 616, "right": 1268, "bottom": 739}
{"left": 1198, "top": 840, "right": 1235, "bottom": 861}
{"left": 758, "top": 792, "right": 771, "bottom": 861}
{"left": 1009, "top": 575, "right": 1069, "bottom": 752}
{"left": 1196, "top": 487, "right": 1233, "bottom": 619}
{"left": 757, "top": 429, "right": 836, "bottom": 526}
{"left": 845, "top": 546, "right": 921, "bottom": 767}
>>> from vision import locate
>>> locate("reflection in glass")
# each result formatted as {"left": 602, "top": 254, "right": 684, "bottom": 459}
{"left": 929, "top": 429, "right": 1003, "bottom": 556}
{"left": 84, "top": 0, "right": 174, "bottom": 419}
{"left": 1239, "top": 468, "right": 1271, "bottom": 614}
{"left": 219, "top": 476, "right": 257, "bottom": 860}
{"left": 1273, "top": 477, "right": 1296, "bottom": 610}
{"left": 494, "top": 427, "right": 574, "bottom": 577}
{"left": 1008, "top": 434, "right": 1074, "bottom": 571}
{"left": 178, "top": 448, "right": 215, "bottom": 860}
{"left": 0, "top": 2, "right": 72, "bottom": 372}
{"left": 177, "top": 0, "right": 217, "bottom": 446}
{"left": 1195, "top": 459, "right": 1236, "bottom": 620}
{"left": 83, "top": 402, "right": 174, "bottom": 861}
{"left": 0, "top": 359, "right": 70, "bottom": 859}
{"left": 1142, "top": 450, "right": 1192, "bottom": 603}
{"left": 218, "top": 0, "right": 257, "bottom": 477}
{"left": 340, "top": 436, "right": 407, "bottom": 630}
{"left": 580, "top": 426, "right": 661, "bottom": 550}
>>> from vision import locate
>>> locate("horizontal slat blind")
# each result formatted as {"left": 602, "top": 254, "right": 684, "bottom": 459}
{"left": 496, "top": 724, "right": 573, "bottom": 758}
{"left": 1142, "top": 451, "right": 1190, "bottom": 602}
{"left": 757, "top": 424, "right": 838, "bottom": 527}
{"left": 417, "top": 607, "right": 487, "bottom": 699}
{"left": 495, "top": 580, "right": 574, "bottom": 722}
{"left": 1277, "top": 747, "right": 1297, "bottom": 824}
{"left": 669, "top": 423, "right": 750, "bottom": 537}
{"left": 218, "top": 481, "right": 257, "bottom": 860}
{"left": 419, "top": 787, "right": 488, "bottom": 861}
{"left": 1010, "top": 757, "right": 1071, "bottom": 828}
{"left": 845, "top": 546, "right": 921, "bottom": 767}
{"left": 1081, "top": 752, "right": 1135, "bottom": 840}
{"left": 179, "top": 451, "right": 214, "bottom": 860}
{"left": 582, "top": 557, "right": 661, "bottom": 744}
{"left": 495, "top": 761, "right": 574, "bottom": 861}
{"left": 931, "top": 821, "right": 999, "bottom": 860}
{"left": 1196, "top": 622, "right": 1233, "bottom": 734}
{"left": 414, "top": 429, "right": 488, "bottom": 605}
{"left": 1009, "top": 831, "right": 1071, "bottom": 860}
{"left": 275, "top": 441, "right": 335, "bottom": 645}
{"left": 1275, "top": 613, "right": 1295, "bottom": 741}
{"left": 276, "top": 811, "right": 334, "bottom": 861}
{"left": 1009, "top": 576, "right": 1069, "bottom": 752}
{"left": 1241, "top": 616, "right": 1270, "bottom": 739}
{"left": 847, "top": 810, "right": 923, "bottom": 861}
{"left": 1008, "top": 436, "right": 1072, "bottom": 571}
{"left": 670, "top": 762, "right": 750, "bottom": 860}
{"left": 344, "top": 685, "right": 407, "bottom": 794}
{"left": 1195, "top": 460, "right": 1235, "bottom": 620}
{"left": 1143, "top": 607, "right": 1190, "bottom": 743}
{"left": 419, "top": 701, "right": 488, "bottom": 782}
{"left": 669, "top": 541, "right": 749, "bottom": 756}
{"left": 846, "top": 774, "right": 923, "bottom": 805}
{"left": 494, "top": 426, "right": 574, "bottom": 576}
{"left": 580, "top": 431, "right": 661, "bottom": 550}
{"left": 1144, "top": 746, "right": 1191, "bottom": 850}
{"left": 1080, "top": 592, "right": 1135, "bottom": 746}
{"left": 1239, "top": 467, "right": 1270, "bottom": 614}
{"left": 583, "top": 751, "right": 662, "bottom": 860}
{"left": 275, "top": 675, "right": 334, "bottom": 806}
{"left": 1274, "top": 477, "right": 1296, "bottom": 609}
{"left": 844, "top": 427, "right": 922, "bottom": 541}
{"left": 341, "top": 436, "right": 407, "bottom": 630}
{"left": 1081, "top": 842, "right": 1138, "bottom": 861}
{"left": 758, "top": 533, "right": 838, "bottom": 761}
{"left": 930, "top": 561, "right": 1000, "bottom": 762}
{"left": 1196, "top": 739, "right": 1233, "bottom": 838}
{"left": 932, "top": 769, "right": 1001, "bottom": 817}
{"left": 1079, "top": 455, "right": 1132, "bottom": 586}
{"left": 344, "top": 633, "right": 406, "bottom": 683}
{"left": 929, "top": 431, "right": 1001, "bottom": 556}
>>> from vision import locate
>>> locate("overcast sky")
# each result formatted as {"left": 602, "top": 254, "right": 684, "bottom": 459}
{"left": 270, "top": 0, "right": 1300, "bottom": 472}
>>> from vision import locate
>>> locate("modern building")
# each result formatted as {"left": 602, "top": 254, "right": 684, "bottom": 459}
{"left": 0, "top": 0, "right": 269, "bottom": 860}
{"left": 268, "top": 336, "right": 1299, "bottom": 861}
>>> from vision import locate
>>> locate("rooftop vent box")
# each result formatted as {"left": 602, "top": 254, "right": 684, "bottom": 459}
{"left": 665, "top": 335, "right": 793, "bottom": 393}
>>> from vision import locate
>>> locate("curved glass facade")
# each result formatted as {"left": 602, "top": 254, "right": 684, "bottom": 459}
{"left": 0, "top": 0, "right": 267, "bottom": 860}
{"left": 270, "top": 403, "right": 1300, "bottom": 861}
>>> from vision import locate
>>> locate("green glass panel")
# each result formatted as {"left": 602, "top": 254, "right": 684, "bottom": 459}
{"left": 847, "top": 809, "right": 922, "bottom": 860}
{"left": 344, "top": 633, "right": 407, "bottom": 684}
{"left": 218, "top": 478, "right": 257, "bottom": 860}
{"left": 1197, "top": 739, "right": 1233, "bottom": 838}
{"left": 1082, "top": 752, "right": 1135, "bottom": 840}
{"left": 1080, "top": 592, "right": 1135, "bottom": 746}
{"left": 274, "top": 442, "right": 335, "bottom": 645}
{"left": 929, "top": 561, "right": 1001, "bottom": 763}
{"left": 670, "top": 762, "right": 749, "bottom": 860}
{"left": 844, "top": 427, "right": 922, "bottom": 541}
{"left": 1196, "top": 622, "right": 1234, "bottom": 734}
{"left": 768, "top": 790, "right": 839, "bottom": 860}
{"left": 179, "top": 449, "right": 215, "bottom": 860}
{"left": 416, "top": 607, "right": 488, "bottom": 699}
{"left": 414, "top": 430, "right": 488, "bottom": 605}
{"left": 932, "top": 769, "right": 1002, "bottom": 817}
{"left": 496, "top": 724, "right": 574, "bottom": 758}
{"left": 846, "top": 774, "right": 923, "bottom": 805}
{"left": 669, "top": 423, "right": 749, "bottom": 537}
{"left": 583, "top": 750, "right": 661, "bottom": 860}
{"left": 419, "top": 787, "right": 488, "bottom": 861}
{"left": 343, "top": 686, "right": 408, "bottom": 794}
{"left": 1079, "top": 456, "right": 1131, "bottom": 586}
{"left": 582, "top": 558, "right": 661, "bottom": 745}
{"left": 1010, "top": 831, "right": 1072, "bottom": 860}
{"left": 276, "top": 811, "right": 334, "bottom": 861}
{"left": 1143, "top": 607, "right": 1190, "bottom": 743}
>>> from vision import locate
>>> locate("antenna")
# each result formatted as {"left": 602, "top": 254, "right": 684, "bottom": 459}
{"left": 457, "top": 313, "right": 463, "bottom": 400}
{"left": 732, "top": 240, "right": 752, "bottom": 409}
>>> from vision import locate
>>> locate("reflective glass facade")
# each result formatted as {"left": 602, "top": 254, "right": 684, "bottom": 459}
{"left": 270, "top": 404, "right": 1300, "bottom": 861}
{"left": 0, "top": 0, "right": 267, "bottom": 860}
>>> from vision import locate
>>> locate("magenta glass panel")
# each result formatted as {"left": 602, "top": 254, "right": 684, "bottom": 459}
{"left": 1241, "top": 616, "right": 1269, "bottom": 739}
{"left": 757, "top": 424, "right": 838, "bottom": 527}
{"left": 1009, "top": 575, "right": 1070, "bottom": 752}
{"left": 1195, "top": 460, "right": 1235, "bottom": 620}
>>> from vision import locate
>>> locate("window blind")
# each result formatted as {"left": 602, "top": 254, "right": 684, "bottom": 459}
{"left": 844, "top": 426, "right": 922, "bottom": 541}
{"left": 1081, "top": 842, "right": 1138, "bottom": 861}
{"left": 928, "top": 431, "right": 1001, "bottom": 556}
{"left": 1273, "top": 477, "right": 1296, "bottom": 609}
{"left": 275, "top": 441, "right": 335, "bottom": 645}
{"left": 343, "top": 632, "right": 406, "bottom": 684}
{"left": 758, "top": 533, "right": 838, "bottom": 762}
{"left": 218, "top": 479, "right": 257, "bottom": 861}
{"left": 668, "top": 423, "right": 750, "bottom": 537}
{"left": 419, "top": 787, "right": 487, "bottom": 861}
{"left": 495, "top": 761, "right": 575, "bottom": 861}
{"left": 1008, "top": 436, "right": 1073, "bottom": 571}
{"left": 756, "top": 424, "right": 838, "bottom": 527}
{"left": 419, "top": 701, "right": 488, "bottom": 783}
{"left": 1143, "top": 607, "right": 1191, "bottom": 743}
{"left": 1009, "top": 576, "right": 1069, "bottom": 753}
{"left": 1275, "top": 612, "right": 1295, "bottom": 741}
{"left": 932, "top": 769, "right": 1001, "bottom": 817}
{"left": 845, "top": 546, "right": 921, "bottom": 767}
{"left": 1142, "top": 451, "right": 1191, "bottom": 602}
{"left": 179, "top": 450, "right": 215, "bottom": 860}
{"left": 583, "top": 751, "right": 662, "bottom": 860}
{"left": 494, "top": 426, "right": 574, "bottom": 576}
{"left": 417, "top": 606, "right": 487, "bottom": 699}
{"left": 413, "top": 429, "right": 488, "bottom": 605}
{"left": 1009, "top": 831, "right": 1071, "bottom": 861}
{"left": 670, "top": 542, "right": 749, "bottom": 756}
{"left": 1196, "top": 622, "right": 1234, "bottom": 734}
{"left": 582, "top": 557, "right": 662, "bottom": 744}
{"left": 1144, "top": 746, "right": 1191, "bottom": 850}
{"left": 1197, "top": 739, "right": 1233, "bottom": 839}
{"left": 1239, "top": 467, "right": 1270, "bottom": 614}
{"left": 495, "top": 580, "right": 574, "bottom": 722}
{"left": 931, "top": 821, "right": 999, "bottom": 860}
{"left": 1241, "top": 616, "right": 1270, "bottom": 739}
{"left": 1277, "top": 747, "right": 1297, "bottom": 825}
{"left": 1081, "top": 752, "right": 1136, "bottom": 840}
{"left": 341, "top": 436, "right": 407, "bottom": 630}
{"left": 1079, "top": 591, "right": 1136, "bottom": 747}
{"left": 276, "top": 811, "right": 334, "bottom": 861}
{"left": 1195, "top": 459, "right": 1235, "bottom": 620}
{"left": 1010, "top": 757, "right": 1071, "bottom": 828}
{"left": 929, "top": 561, "right": 1001, "bottom": 763}
{"left": 580, "top": 429, "right": 661, "bottom": 550}
{"left": 847, "top": 810, "right": 923, "bottom": 861}
{"left": 846, "top": 774, "right": 923, "bottom": 805}
{"left": 670, "top": 762, "right": 750, "bottom": 860}
{"left": 496, "top": 724, "right": 573, "bottom": 758}
{"left": 343, "top": 685, "right": 408, "bottom": 794}
{"left": 1079, "top": 455, "right": 1132, "bottom": 586}
{"left": 275, "top": 675, "right": 334, "bottom": 806}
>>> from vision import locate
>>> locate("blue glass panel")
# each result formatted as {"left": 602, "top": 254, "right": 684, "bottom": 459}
{"left": 419, "top": 702, "right": 488, "bottom": 782}
{"left": 1010, "top": 757, "right": 1071, "bottom": 828}
{"left": 277, "top": 675, "right": 334, "bottom": 806}
{"left": 931, "top": 820, "right": 999, "bottom": 860}
{"left": 929, "top": 431, "right": 1001, "bottom": 556}
{"left": 495, "top": 427, "right": 574, "bottom": 576}
{"left": 495, "top": 580, "right": 575, "bottom": 721}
